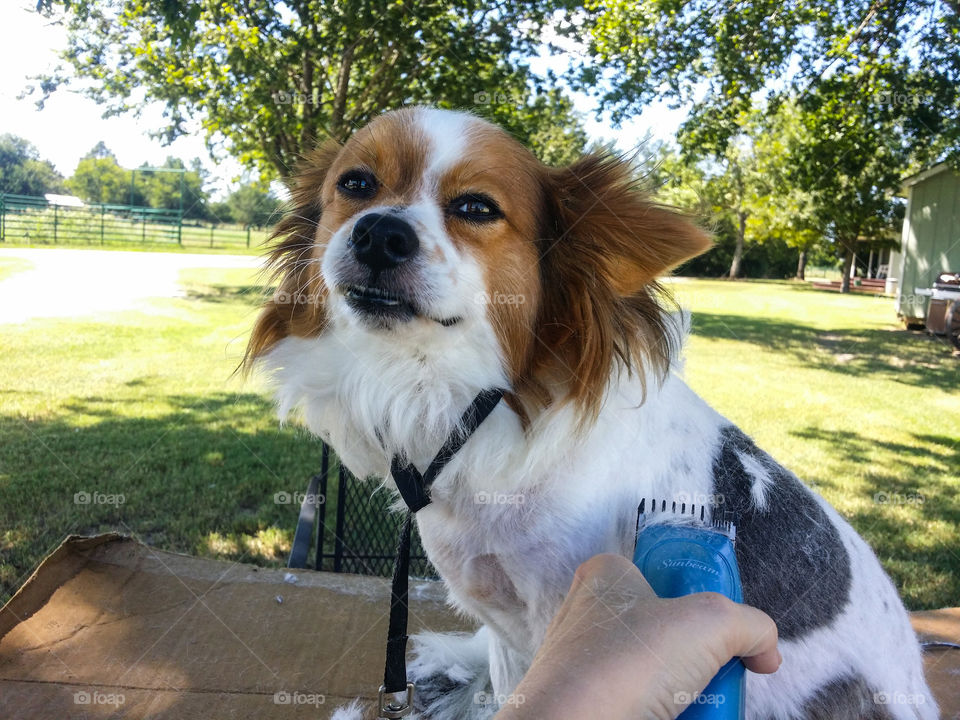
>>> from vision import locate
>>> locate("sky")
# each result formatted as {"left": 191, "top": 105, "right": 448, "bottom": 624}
{"left": 0, "top": 3, "right": 686, "bottom": 200}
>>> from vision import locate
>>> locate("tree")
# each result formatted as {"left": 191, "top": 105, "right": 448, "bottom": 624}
{"left": 566, "top": 0, "right": 958, "bottom": 289}
{"left": 67, "top": 145, "right": 136, "bottom": 204}
{"left": 745, "top": 188, "right": 820, "bottom": 280}
{"left": 568, "top": 0, "right": 959, "bottom": 161}
{"left": 654, "top": 118, "right": 769, "bottom": 279}
{"left": 87, "top": 141, "right": 114, "bottom": 159}
{"left": 653, "top": 148, "right": 801, "bottom": 279}
{"left": 0, "top": 134, "right": 63, "bottom": 196}
{"left": 223, "top": 183, "right": 283, "bottom": 227}
{"left": 66, "top": 145, "right": 212, "bottom": 216}
{"left": 137, "top": 157, "right": 210, "bottom": 219}
{"left": 740, "top": 107, "right": 821, "bottom": 280}
{"left": 783, "top": 83, "right": 911, "bottom": 292}
{"left": 35, "top": 0, "right": 588, "bottom": 179}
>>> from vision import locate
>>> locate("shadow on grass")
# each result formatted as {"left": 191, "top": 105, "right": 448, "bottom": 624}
{"left": 0, "top": 392, "right": 329, "bottom": 604}
{"left": 4, "top": 389, "right": 957, "bottom": 609}
{"left": 692, "top": 311, "right": 958, "bottom": 388}
{"left": 790, "top": 426, "right": 960, "bottom": 610}
{"left": 183, "top": 284, "right": 269, "bottom": 305}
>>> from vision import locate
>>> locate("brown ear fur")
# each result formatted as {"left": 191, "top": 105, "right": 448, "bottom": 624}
{"left": 523, "top": 153, "right": 712, "bottom": 420}
{"left": 242, "top": 141, "right": 342, "bottom": 372}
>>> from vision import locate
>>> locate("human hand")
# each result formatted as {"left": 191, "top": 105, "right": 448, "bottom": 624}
{"left": 495, "top": 553, "right": 780, "bottom": 720}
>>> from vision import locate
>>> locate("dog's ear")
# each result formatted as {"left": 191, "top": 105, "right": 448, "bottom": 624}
{"left": 243, "top": 140, "right": 341, "bottom": 372}
{"left": 529, "top": 153, "right": 711, "bottom": 419}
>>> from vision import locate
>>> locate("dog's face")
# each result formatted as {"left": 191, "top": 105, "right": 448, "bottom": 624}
{"left": 316, "top": 109, "right": 544, "bottom": 340}
{"left": 247, "top": 107, "right": 711, "bottom": 420}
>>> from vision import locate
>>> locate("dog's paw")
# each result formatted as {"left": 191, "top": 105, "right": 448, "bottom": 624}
{"left": 409, "top": 628, "right": 496, "bottom": 720}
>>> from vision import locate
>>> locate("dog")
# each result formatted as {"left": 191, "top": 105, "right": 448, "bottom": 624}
{"left": 245, "top": 107, "right": 937, "bottom": 720}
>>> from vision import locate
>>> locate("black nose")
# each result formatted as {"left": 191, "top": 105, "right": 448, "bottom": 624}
{"left": 350, "top": 213, "right": 419, "bottom": 271}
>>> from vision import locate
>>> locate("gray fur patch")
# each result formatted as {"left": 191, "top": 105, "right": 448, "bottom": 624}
{"left": 711, "top": 425, "right": 852, "bottom": 640}
{"left": 798, "top": 675, "right": 894, "bottom": 720}
{"left": 411, "top": 658, "right": 495, "bottom": 719}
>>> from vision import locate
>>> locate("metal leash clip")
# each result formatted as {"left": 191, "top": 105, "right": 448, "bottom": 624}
{"left": 378, "top": 682, "right": 415, "bottom": 718}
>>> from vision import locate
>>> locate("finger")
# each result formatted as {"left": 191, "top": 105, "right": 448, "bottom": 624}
{"left": 726, "top": 603, "right": 781, "bottom": 675}
{"left": 574, "top": 554, "right": 655, "bottom": 593}
{"left": 743, "top": 645, "right": 782, "bottom": 674}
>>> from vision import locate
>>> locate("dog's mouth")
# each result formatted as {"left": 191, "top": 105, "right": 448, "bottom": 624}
{"left": 342, "top": 284, "right": 461, "bottom": 327}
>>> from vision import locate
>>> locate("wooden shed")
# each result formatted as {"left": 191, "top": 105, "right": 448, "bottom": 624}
{"left": 891, "top": 162, "right": 960, "bottom": 321}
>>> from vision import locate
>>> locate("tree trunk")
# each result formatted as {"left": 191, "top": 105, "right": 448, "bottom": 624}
{"left": 839, "top": 246, "right": 855, "bottom": 293}
{"left": 796, "top": 249, "right": 807, "bottom": 280}
{"left": 729, "top": 211, "right": 746, "bottom": 279}
{"left": 330, "top": 44, "right": 355, "bottom": 140}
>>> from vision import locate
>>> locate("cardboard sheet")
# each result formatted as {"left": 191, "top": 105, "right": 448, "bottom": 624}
{"left": 0, "top": 535, "right": 472, "bottom": 718}
{"left": 1, "top": 535, "right": 958, "bottom": 719}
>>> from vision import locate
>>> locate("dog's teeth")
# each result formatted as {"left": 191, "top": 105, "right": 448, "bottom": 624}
{"left": 347, "top": 285, "right": 402, "bottom": 304}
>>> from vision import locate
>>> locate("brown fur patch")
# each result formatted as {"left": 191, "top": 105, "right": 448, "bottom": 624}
{"left": 243, "top": 140, "right": 341, "bottom": 371}
{"left": 434, "top": 124, "right": 546, "bottom": 415}
{"left": 324, "top": 108, "right": 428, "bottom": 207}
{"left": 518, "top": 153, "right": 712, "bottom": 421}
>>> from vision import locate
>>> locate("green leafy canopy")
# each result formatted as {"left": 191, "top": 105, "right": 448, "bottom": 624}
{"left": 33, "top": 0, "right": 588, "bottom": 179}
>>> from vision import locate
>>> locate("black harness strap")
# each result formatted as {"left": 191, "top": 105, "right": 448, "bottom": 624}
{"left": 390, "top": 388, "right": 505, "bottom": 513}
{"left": 379, "top": 388, "right": 504, "bottom": 717}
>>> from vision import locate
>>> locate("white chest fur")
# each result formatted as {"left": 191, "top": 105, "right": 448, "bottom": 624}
{"left": 264, "top": 334, "right": 724, "bottom": 657}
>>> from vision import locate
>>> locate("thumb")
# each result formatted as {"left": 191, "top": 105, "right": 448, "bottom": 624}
{"left": 722, "top": 600, "right": 781, "bottom": 674}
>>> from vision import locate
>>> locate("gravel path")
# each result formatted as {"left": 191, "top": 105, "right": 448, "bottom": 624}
{"left": 0, "top": 248, "right": 260, "bottom": 324}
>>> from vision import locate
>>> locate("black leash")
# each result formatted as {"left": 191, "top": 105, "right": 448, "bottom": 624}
{"left": 378, "top": 388, "right": 504, "bottom": 718}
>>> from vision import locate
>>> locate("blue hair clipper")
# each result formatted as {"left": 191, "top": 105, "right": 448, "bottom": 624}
{"left": 633, "top": 498, "right": 745, "bottom": 720}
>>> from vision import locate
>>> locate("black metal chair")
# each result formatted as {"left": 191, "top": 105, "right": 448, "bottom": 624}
{"left": 287, "top": 443, "right": 436, "bottom": 578}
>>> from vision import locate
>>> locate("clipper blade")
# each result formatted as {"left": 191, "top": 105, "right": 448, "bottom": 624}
{"left": 636, "top": 497, "right": 737, "bottom": 542}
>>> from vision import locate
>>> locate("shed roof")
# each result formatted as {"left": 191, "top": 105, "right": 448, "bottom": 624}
{"left": 902, "top": 161, "right": 952, "bottom": 190}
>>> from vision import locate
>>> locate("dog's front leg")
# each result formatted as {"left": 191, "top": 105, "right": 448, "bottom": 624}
{"left": 487, "top": 629, "right": 534, "bottom": 709}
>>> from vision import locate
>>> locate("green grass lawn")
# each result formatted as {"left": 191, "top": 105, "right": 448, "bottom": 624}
{"left": 676, "top": 279, "right": 959, "bottom": 609}
{"left": 0, "top": 270, "right": 957, "bottom": 609}
{"left": 0, "top": 264, "right": 326, "bottom": 604}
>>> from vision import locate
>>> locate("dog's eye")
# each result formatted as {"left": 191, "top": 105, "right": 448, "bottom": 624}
{"left": 337, "top": 170, "right": 378, "bottom": 199}
{"left": 449, "top": 194, "right": 502, "bottom": 222}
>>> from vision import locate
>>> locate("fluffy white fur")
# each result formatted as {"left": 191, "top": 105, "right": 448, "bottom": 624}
{"left": 256, "top": 108, "right": 936, "bottom": 720}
